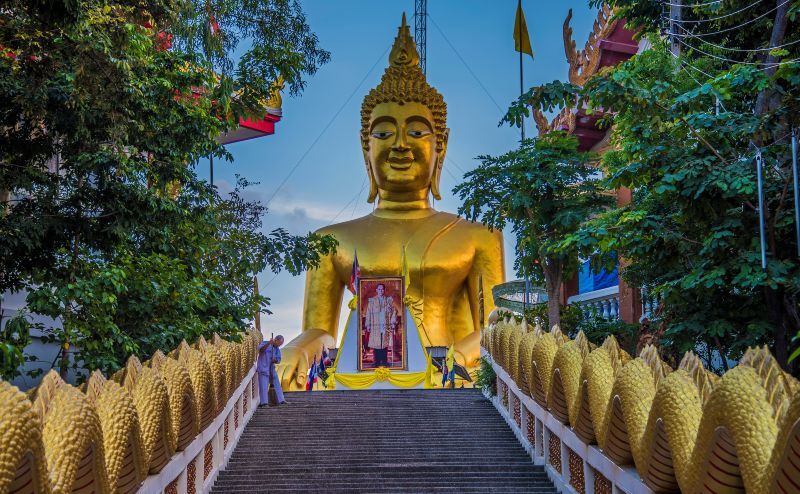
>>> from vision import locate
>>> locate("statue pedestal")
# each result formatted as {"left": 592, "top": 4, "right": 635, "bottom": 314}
{"left": 332, "top": 307, "right": 432, "bottom": 390}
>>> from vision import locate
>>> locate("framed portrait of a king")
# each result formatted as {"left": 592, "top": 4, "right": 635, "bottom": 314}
{"left": 357, "top": 277, "right": 406, "bottom": 371}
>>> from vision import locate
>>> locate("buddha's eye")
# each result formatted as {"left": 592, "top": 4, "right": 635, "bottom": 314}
{"left": 371, "top": 131, "right": 394, "bottom": 139}
{"left": 408, "top": 129, "right": 432, "bottom": 138}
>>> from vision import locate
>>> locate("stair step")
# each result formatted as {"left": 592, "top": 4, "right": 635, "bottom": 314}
{"left": 212, "top": 389, "right": 554, "bottom": 493}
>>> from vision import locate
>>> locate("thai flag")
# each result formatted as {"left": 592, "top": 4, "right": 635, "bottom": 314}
{"left": 306, "top": 355, "right": 318, "bottom": 391}
{"left": 347, "top": 250, "right": 361, "bottom": 295}
{"left": 321, "top": 346, "right": 332, "bottom": 368}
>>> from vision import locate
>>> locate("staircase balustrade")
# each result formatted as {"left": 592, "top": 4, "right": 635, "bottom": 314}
{"left": 0, "top": 330, "right": 262, "bottom": 494}
{"left": 480, "top": 317, "right": 800, "bottom": 494}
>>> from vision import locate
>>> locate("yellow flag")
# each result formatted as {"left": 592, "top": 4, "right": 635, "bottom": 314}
{"left": 513, "top": 0, "right": 534, "bottom": 58}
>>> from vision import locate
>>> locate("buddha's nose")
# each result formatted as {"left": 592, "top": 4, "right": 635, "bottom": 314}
{"left": 392, "top": 130, "right": 410, "bottom": 151}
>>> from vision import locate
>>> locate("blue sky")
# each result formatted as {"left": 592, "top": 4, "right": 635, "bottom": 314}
{"left": 200, "top": 1, "right": 599, "bottom": 343}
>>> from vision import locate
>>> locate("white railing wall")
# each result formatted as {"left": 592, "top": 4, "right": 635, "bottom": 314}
{"left": 484, "top": 349, "right": 652, "bottom": 494}
{"left": 138, "top": 364, "right": 259, "bottom": 494}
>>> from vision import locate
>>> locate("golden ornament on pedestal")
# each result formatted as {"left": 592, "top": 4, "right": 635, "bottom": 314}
{"left": 278, "top": 14, "right": 505, "bottom": 390}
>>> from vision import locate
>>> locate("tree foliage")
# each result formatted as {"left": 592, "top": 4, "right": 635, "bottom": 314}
{"left": 454, "top": 132, "right": 613, "bottom": 328}
{"left": 507, "top": 1, "right": 800, "bottom": 371}
{"left": 0, "top": 0, "right": 335, "bottom": 380}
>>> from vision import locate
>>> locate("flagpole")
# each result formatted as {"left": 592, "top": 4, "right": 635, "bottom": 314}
{"left": 518, "top": 0, "right": 525, "bottom": 142}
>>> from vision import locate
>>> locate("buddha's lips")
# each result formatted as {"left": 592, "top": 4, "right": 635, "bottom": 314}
{"left": 388, "top": 158, "right": 413, "bottom": 170}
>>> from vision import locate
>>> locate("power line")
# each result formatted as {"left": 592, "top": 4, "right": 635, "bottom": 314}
{"left": 262, "top": 177, "right": 367, "bottom": 290}
{"left": 668, "top": 54, "right": 800, "bottom": 158}
{"left": 675, "top": 22, "right": 800, "bottom": 52}
{"left": 667, "top": 0, "right": 763, "bottom": 24}
{"left": 661, "top": 0, "right": 723, "bottom": 7}
{"left": 442, "top": 163, "right": 460, "bottom": 183}
{"left": 668, "top": 49, "right": 729, "bottom": 111}
{"left": 349, "top": 180, "right": 363, "bottom": 219}
{"left": 680, "top": 57, "right": 714, "bottom": 79}
{"left": 446, "top": 156, "right": 467, "bottom": 175}
{"left": 328, "top": 175, "right": 368, "bottom": 225}
{"left": 428, "top": 14, "right": 505, "bottom": 116}
{"left": 676, "top": 37, "right": 800, "bottom": 68}
{"left": 662, "top": 0, "right": 790, "bottom": 38}
{"left": 265, "top": 46, "right": 390, "bottom": 207}
{"left": 263, "top": 273, "right": 279, "bottom": 288}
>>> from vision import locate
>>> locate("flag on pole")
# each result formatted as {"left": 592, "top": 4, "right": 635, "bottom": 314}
{"left": 306, "top": 354, "right": 318, "bottom": 391}
{"left": 513, "top": 0, "right": 534, "bottom": 58}
{"left": 321, "top": 345, "right": 332, "bottom": 368}
{"left": 347, "top": 249, "right": 361, "bottom": 295}
{"left": 402, "top": 245, "right": 410, "bottom": 292}
{"left": 317, "top": 346, "right": 332, "bottom": 389}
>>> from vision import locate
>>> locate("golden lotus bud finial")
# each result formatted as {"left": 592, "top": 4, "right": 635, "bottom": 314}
{"left": 389, "top": 13, "right": 420, "bottom": 68}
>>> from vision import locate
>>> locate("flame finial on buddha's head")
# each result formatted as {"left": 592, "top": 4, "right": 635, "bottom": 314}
{"left": 388, "top": 13, "right": 420, "bottom": 68}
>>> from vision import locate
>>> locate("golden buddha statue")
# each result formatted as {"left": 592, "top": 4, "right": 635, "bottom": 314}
{"left": 278, "top": 14, "right": 505, "bottom": 390}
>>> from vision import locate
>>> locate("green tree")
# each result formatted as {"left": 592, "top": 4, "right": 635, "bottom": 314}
{"left": 455, "top": 132, "right": 613, "bottom": 329}
{"left": 0, "top": 0, "right": 334, "bottom": 380}
{"left": 507, "top": 1, "right": 800, "bottom": 370}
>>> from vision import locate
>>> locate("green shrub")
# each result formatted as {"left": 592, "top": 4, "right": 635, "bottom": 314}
{"left": 474, "top": 356, "right": 497, "bottom": 397}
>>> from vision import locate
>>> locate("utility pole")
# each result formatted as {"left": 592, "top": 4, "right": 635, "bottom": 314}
{"left": 414, "top": 0, "right": 427, "bottom": 75}
{"left": 670, "top": 0, "right": 682, "bottom": 56}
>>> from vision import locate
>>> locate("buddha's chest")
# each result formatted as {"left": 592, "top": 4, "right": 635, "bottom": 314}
{"left": 332, "top": 220, "right": 474, "bottom": 295}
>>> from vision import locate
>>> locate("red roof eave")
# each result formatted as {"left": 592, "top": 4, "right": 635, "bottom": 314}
{"left": 218, "top": 112, "right": 282, "bottom": 145}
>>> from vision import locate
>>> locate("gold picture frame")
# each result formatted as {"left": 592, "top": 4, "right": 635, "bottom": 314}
{"left": 357, "top": 276, "right": 406, "bottom": 371}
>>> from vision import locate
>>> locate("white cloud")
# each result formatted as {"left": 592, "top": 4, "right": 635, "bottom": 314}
{"left": 268, "top": 198, "right": 341, "bottom": 223}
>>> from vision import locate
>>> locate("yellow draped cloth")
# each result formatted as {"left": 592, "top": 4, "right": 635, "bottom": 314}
{"left": 334, "top": 369, "right": 428, "bottom": 389}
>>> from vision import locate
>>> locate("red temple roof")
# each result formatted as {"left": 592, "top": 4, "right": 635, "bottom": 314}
{"left": 535, "top": 5, "right": 638, "bottom": 152}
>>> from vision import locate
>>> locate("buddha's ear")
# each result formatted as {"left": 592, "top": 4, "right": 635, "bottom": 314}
{"left": 364, "top": 148, "right": 378, "bottom": 203}
{"left": 430, "top": 128, "right": 450, "bottom": 201}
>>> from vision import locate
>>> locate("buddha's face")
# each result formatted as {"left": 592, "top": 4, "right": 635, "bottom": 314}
{"left": 367, "top": 102, "right": 441, "bottom": 194}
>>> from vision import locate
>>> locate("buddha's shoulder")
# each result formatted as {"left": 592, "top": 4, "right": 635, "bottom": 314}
{"left": 313, "top": 214, "right": 374, "bottom": 238}
{"left": 447, "top": 213, "right": 503, "bottom": 241}
{"left": 312, "top": 211, "right": 501, "bottom": 242}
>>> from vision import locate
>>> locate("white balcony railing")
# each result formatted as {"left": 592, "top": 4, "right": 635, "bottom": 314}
{"left": 567, "top": 286, "right": 620, "bottom": 320}
{"left": 494, "top": 280, "right": 662, "bottom": 323}
{"left": 567, "top": 285, "right": 661, "bottom": 322}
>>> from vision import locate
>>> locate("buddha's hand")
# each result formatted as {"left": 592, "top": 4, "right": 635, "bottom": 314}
{"left": 278, "top": 329, "right": 336, "bottom": 391}
{"left": 453, "top": 331, "right": 481, "bottom": 369}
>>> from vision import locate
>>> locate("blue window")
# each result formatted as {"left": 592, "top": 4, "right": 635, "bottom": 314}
{"left": 577, "top": 258, "right": 618, "bottom": 294}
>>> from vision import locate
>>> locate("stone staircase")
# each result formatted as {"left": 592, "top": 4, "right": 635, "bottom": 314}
{"left": 213, "top": 389, "right": 557, "bottom": 493}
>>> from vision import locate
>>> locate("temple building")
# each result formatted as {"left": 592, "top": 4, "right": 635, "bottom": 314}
{"left": 496, "top": 6, "right": 647, "bottom": 324}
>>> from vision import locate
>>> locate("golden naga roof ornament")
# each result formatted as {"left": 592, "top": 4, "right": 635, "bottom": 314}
{"left": 360, "top": 13, "right": 448, "bottom": 201}
{"left": 533, "top": 106, "right": 576, "bottom": 137}
{"left": 535, "top": 4, "right": 617, "bottom": 137}
{"left": 564, "top": 4, "right": 618, "bottom": 86}
{"left": 264, "top": 75, "right": 284, "bottom": 111}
